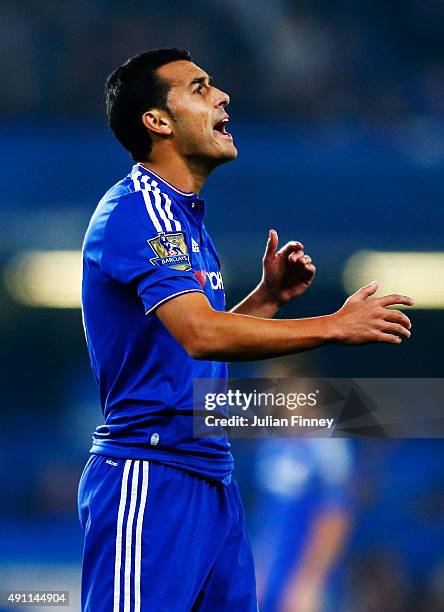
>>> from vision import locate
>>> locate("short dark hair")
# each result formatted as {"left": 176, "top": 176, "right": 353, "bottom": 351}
{"left": 105, "top": 48, "right": 192, "bottom": 161}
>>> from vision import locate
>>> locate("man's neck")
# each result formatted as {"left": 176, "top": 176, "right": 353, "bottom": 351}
{"left": 140, "top": 150, "right": 211, "bottom": 195}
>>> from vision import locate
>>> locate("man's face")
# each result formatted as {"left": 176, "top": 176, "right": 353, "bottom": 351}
{"left": 155, "top": 60, "right": 237, "bottom": 166}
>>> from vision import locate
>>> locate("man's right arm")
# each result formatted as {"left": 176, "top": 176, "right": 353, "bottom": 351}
{"left": 155, "top": 281, "right": 414, "bottom": 362}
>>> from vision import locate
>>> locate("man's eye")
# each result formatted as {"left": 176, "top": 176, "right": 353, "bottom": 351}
{"left": 194, "top": 85, "right": 203, "bottom": 94}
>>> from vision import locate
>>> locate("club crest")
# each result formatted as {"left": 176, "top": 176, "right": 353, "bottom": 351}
{"left": 147, "top": 232, "right": 191, "bottom": 271}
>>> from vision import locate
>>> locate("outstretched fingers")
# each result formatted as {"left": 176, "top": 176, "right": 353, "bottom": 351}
{"left": 383, "top": 308, "right": 412, "bottom": 330}
{"left": 378, "top": 294, "right": 415, "bottom": 308}
{"left": 380, "top": 322, "right": 411, "bottom": 339}
{"left": 348, "top": 281, "right": 379, "bottom": 302}
{"left": 377, "top": 332, "right": 403, "bottom": 344}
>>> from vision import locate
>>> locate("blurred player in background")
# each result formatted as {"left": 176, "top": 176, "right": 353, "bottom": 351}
{"left": 254, "top": 438, "right": 353, "bottom": 612}
{"left": 79, "top": 47, "right": 413, "bottom": 610}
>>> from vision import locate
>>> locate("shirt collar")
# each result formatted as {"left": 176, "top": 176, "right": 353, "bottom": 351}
{"left": 133, "top": 163, "right": 203, "bottom": 201}
{"left": 134, "top": 164, "right": 205, "bottom": 213}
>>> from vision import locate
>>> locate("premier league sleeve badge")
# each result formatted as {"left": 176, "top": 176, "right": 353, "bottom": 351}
{"left": 147, "top": 232, "right": 192, "bottom": 271}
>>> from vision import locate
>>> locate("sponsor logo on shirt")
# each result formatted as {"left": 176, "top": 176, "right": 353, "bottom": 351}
{"left": 194, "top": 270, "right": 224, "bottom": 290}
{"left": 194, "top": 270, "right": 207, "bottom": 287}
{"left": 191, "top": 237, "right": 200, "bottom": 253}
{"left": 147, "top": 232, "right": 191, "bottom": 271}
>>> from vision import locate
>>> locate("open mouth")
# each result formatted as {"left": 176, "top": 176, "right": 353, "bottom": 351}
{"left": 213, "top": 118, "right": 232, "bottom": 139}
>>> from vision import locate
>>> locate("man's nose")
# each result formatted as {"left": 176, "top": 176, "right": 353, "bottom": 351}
{"left": 214, "top": 87, "right": 230, "bottom": 108}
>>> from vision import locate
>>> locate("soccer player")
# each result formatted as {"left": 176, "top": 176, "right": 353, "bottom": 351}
{"left": 253, "top": 438, "right": 354, "bottom": 611}
{"left": 78, "top": 48, "right": 414, "bottom": 611}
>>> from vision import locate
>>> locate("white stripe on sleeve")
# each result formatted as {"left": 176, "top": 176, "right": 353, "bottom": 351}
{"left": 163, "top": 193, "right": 182, "bottom": 231}
{"left": 132, "top": 172, "right": 164, "bottom": 232}
{"left": 146, "top": 179, "right": 173, "bottom": 232}
{"left": 131, "top": 171, "right": 142, "bottom": 191}
{"left": 140, "top": 189, "right": 164, "bottom": 233}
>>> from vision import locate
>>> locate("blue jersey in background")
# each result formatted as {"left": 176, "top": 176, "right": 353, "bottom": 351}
{"left": 253, "top": 438, "right": 354, "bottom": 611}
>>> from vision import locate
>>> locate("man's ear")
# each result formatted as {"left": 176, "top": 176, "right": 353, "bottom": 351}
{"left": 141, "top": 110, "right": 172, "bottom": 136}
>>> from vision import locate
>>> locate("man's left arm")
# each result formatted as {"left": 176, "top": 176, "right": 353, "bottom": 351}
{"left": 279, "top": 510, "right": 351, "bottom": 612}
{"left": 230, "top": 229, "right": 316, "bottom": 319}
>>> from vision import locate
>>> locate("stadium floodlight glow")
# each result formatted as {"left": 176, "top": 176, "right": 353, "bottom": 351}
{"left": 343, "top": 250, "right": 444, "bottom": 309}
{"left": 4, "top": 250, "right": 82, "bottom": 308}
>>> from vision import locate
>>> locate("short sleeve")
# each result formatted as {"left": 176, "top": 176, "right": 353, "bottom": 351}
{"left": 100, "top": 192, "right": 204, "bottom": 315}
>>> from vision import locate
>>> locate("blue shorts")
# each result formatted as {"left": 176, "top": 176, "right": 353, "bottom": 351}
{"left": 78, "top": 455, "right": 257, "bottom": 611}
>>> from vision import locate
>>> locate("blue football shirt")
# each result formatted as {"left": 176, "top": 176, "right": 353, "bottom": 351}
{"left": 82, "top": 163, "right": 233, "bottom": 484}
{"left": 254, "top": 439, "right": 354, "bottom": 610}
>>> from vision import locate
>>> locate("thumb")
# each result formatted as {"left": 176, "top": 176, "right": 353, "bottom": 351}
{"left": 349, "top": 280, "right": 378, "bottom": 302}
{"left": 263, "top": 229, "right": 278, "bottom": 261}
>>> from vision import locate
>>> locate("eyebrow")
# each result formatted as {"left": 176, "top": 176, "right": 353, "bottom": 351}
{"left": 189, "top": 75, "right": 213, "bottom": 88}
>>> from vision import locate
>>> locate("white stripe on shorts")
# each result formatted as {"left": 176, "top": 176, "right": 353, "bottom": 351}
{"left": 134, "top": 461, "right": 150, "bottom": 612}
{"left": 124, "top": 461, "right": 140, "bottom": 612}
{"left": 113, "top": 460, "right": 150, "bottom": 612}
{"left": 113, "top": 460, "right": 132, "bottom": 612}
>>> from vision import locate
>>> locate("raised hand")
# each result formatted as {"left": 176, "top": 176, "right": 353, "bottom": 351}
{"left": 260, "top": 229, "right": 316, "bottom": 307}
